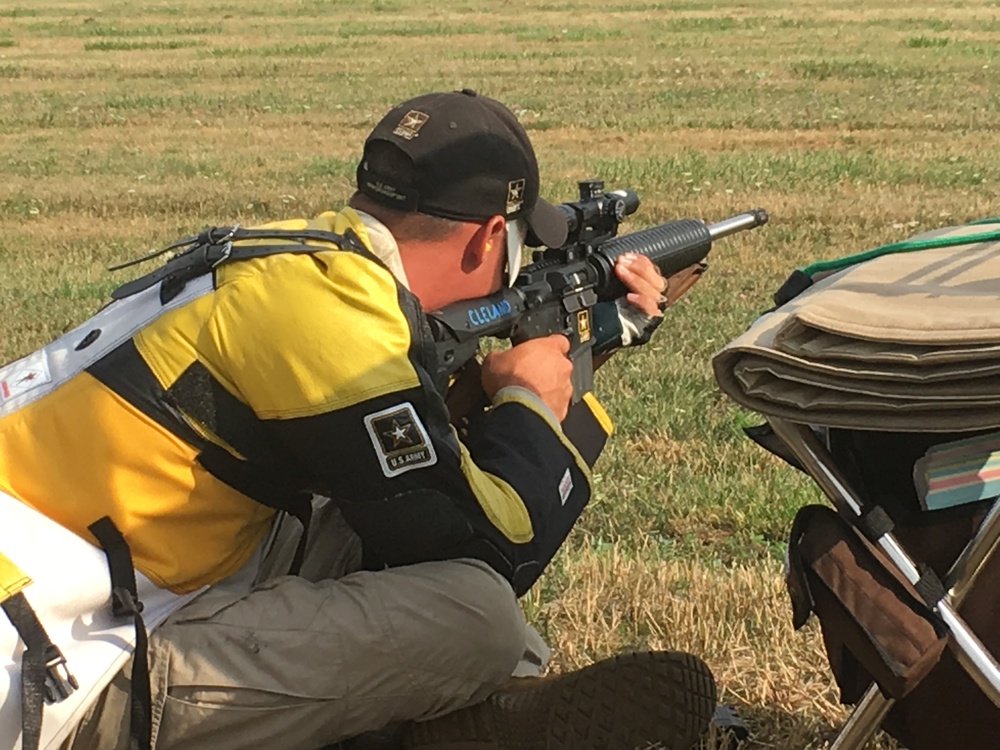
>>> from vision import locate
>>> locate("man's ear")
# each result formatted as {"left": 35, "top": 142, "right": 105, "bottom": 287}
{"left": 463, "top": 214, "right": 507, "bottom": 272}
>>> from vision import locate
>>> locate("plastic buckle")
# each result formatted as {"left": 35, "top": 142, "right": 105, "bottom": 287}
{"left": 111, "top": 586, "right": 144, "bottom": 618}
{"left": 42, "top": 647, "right": 79, "bottom": 704}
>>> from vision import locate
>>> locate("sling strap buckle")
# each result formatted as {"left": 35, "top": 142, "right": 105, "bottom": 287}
{"left": 42, "top": 644, "right": 79, "bottom": 704}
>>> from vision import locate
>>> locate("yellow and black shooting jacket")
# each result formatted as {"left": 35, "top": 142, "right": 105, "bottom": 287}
{"left": 0, "top": 209, "right": 611, "bottom": 596}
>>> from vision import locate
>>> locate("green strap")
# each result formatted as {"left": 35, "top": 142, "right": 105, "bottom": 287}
{"left": 800, "top": 224, "right": 1000, "bottom": 277}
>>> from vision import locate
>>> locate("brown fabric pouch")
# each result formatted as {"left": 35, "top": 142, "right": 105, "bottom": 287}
{"left": 785, "top": 505, "right": 947, "bottom": 701}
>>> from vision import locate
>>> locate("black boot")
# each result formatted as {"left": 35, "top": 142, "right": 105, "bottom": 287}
{"left": 404, "top": 650, "right": 717, "bottom": 750}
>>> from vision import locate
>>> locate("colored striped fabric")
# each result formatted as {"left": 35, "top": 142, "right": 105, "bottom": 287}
{"left": 914, "top": 432, "right": 1000, "bottom": 511}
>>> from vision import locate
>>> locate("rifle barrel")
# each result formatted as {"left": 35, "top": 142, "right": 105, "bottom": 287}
{"left": 707, "top": 208, "right": 769, "bottom": 241}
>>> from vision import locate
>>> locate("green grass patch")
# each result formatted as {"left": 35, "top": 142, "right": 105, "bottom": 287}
{"left": 78, "top": 23, "right": 225, "bottom": 37}
{"left": 904, "top": 35, "right": 950, "bottom": 48}
{"left": 337, "top": 20, "right": 489, "bottom": 37}
{"left": 499, "top": 24, "right": 627, "bottom": 42}
{"left": 23, "top": 21, "right": 226, "bottom": 37}
{"left": 662, "top": 17, "right": 739, "bottom": 32}
{"left": 208, "top": 42, "right": 334, "bottom": 56}
{"left": 84, "top": 39, "right": 204, "bottom": 51}
{"left": 454, "top": 48, "right": 580, "bottom": 61}
{"left": 790, "top": 59, "right": 894, "bottom": 80}
{"left": 605, "top": 1, "right": 733, "bottom": 10}
{"left": 868, "top": 17, "right": 954, "bottom": 32}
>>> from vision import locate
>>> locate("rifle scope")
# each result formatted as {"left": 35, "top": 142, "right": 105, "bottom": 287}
{"left": 554, "top": 179, "right": 641, "bottom": 246}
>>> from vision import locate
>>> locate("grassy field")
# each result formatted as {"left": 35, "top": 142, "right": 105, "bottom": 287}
{"left": 3, "top": 0, "right": 999, "bottom": 747}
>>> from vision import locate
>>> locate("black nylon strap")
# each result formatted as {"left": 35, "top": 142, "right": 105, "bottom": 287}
{"left": 773, "top": 268, "right": 814, "bottom": 307}
{"left": 18, "top": 647, "right": 45, "bottom": 750}
{"left": 783, "top": 505, "right": 820, "bottom": 629}
{"left": 88, "top": 517, "right": 151, "bottom": 750}
{"left": 2, "top": 591, "right": 50, "bottom": 653}
{"left": 2, "top": 592, "right": 79, "bottom": 750}
{"left": 111, "top": 227, "right": 366, "bottom": 302}
{"left": 2, "top": 593, "right": 50, "bottom": 750}
{"left": 114, "top": 241, "right": 344, "bottom": 302}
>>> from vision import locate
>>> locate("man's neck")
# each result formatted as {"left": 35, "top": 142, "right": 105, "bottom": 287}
{"left": 351, "top": 209, "right": 411, "bottom": 289}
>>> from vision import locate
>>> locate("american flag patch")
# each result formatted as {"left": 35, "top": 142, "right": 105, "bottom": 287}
{"left": 558, "top": 468, "right": 573, "bottom": 506}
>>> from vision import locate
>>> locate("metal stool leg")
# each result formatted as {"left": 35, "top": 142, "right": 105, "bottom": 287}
{"left": 828, "top": 687, "right": 894, "bottom": 750}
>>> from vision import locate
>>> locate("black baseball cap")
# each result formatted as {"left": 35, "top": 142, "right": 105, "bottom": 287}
{"left": 356, "top": 89, "right": 568, "bottom": 248}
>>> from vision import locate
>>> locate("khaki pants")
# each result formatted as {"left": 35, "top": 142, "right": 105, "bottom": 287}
{"left": 65, "top": 499, "right": 546, "bottom": 750}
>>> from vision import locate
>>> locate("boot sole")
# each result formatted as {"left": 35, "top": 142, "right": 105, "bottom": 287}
{"left": 405, "top": 650, "right": 717, "bottom": 750}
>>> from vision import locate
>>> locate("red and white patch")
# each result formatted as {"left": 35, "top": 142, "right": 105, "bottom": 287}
{"left": 0, "top": 354, "right": 51, "bottom": 404}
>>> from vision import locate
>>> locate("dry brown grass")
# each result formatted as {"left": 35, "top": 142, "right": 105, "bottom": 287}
{"left": 528, "top": 547, "right": 899, "bottom": 749}
{"left": 3, "top": 0, "right": 998, "bottom": 746}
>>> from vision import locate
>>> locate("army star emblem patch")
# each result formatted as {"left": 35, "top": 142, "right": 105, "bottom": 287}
{"left": 364, "top": 402, "right": 438, "bottom": 477}
{"left": 506, "top": 179, "right": 525, "bottom": 214}
{"left": 393, "top": 110, "right": 429, "bottom": 140}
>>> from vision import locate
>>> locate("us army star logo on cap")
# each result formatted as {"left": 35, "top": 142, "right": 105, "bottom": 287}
{"left": 363, "top": 402, "right": 438, "bottom": 477}
{"left": 393, "top": 110, "right": 429, "bottom": 140}
{"left": 506, "top": 179, "right": 525, "bottom": 214}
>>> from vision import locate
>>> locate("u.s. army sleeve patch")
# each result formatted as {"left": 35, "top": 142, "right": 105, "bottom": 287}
{"left": 363, "top": 402, "right": 438, "bottom": 478}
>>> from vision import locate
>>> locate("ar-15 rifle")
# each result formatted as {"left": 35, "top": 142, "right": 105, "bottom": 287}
{"left": 428, "top": 179, "right": 768, "bottom": 402}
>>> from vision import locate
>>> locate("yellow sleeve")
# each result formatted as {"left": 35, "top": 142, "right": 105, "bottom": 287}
{"left": 204, "top": 249, "right": 421, "bottom": 419}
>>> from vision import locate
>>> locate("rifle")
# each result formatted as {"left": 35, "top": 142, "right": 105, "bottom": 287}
{"left": 106, "top": 178, "right": 765, "bottom": 407}
{"left": 429, "top": 179, "right": 769, "bottom": 403}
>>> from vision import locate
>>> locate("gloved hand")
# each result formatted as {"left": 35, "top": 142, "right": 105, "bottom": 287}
{"left": 594, "top": 255, "right": 707, "bottom": 355}
{"left": 614, "top": 295, "right": 663, "bottom": 348}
